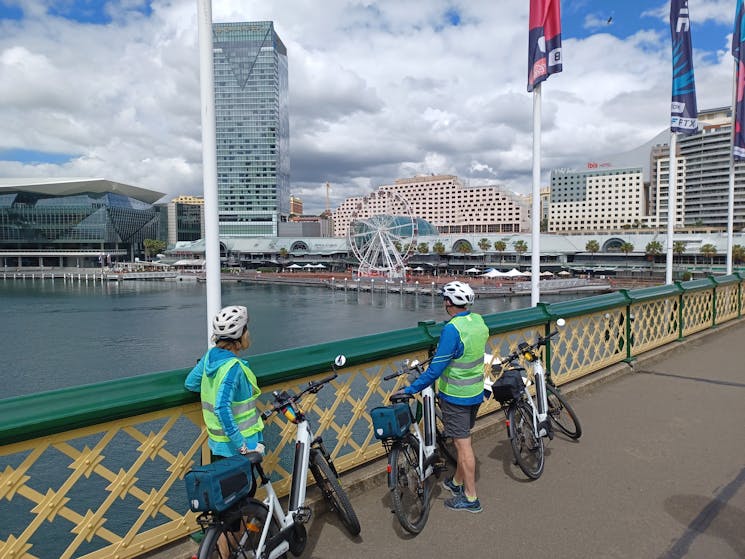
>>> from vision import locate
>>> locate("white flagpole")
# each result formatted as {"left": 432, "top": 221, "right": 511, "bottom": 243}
{"left": 727, "top": 59, "right": 737, "bottom": 275}
{"left": 197, "top": 0, "right": 221, "bottom": 343}
{"left": 531, "top": 83, "right": 542, "bottom": 306}
{"left": 666, "top": 132, "right": 677, "bottom": 285}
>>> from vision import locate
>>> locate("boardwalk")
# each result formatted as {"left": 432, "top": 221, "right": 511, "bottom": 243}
{"left": 170, "top": 319, "right": 745, "bottom": 559}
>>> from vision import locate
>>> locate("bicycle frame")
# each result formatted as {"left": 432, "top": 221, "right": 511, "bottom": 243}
{"left": 412, "top": 382, "right": 439, "bottom": 481}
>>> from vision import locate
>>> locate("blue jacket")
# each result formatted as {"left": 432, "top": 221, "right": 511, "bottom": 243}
{"left": 404, "top": 310, "right": 484, "bottom": 406}
{"left": 185, "top": 347, "right": 263, "bottom": 457}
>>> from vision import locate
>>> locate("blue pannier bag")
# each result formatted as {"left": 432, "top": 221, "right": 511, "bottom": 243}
{"left": 184, "top": 454, "right": 257, "bottom": 512}
{"left": 371, "top": 403, "right": 412, "bottom": 440}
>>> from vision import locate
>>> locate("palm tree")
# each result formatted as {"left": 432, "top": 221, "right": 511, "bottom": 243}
{"left": 513, "top": 240, "right": 528, "bottom": 269}
{"left": 700, "top": 243, "right": 717, "bottom": 268}
{"left": 494, "top": 240, "right": 507, "bottom": 268}
{"left": 433, "top": 241, "right": 445, "bottom": 255}
{"left": 417, "top": 242, "right": 429, "bottom": 254}
{"left": 673, "top": 241, "right": 686, "bottom": 258}
{"left": 478, "top": 238, "right": 490, "bottom": 266}
{"left": 585, "top": 240, "right": 600, "bottom": 265}
{"left": 645, "top": 241, "right": 663, "bottom": 277}
{"left": 620, "top": 242, "right": 634, "bottom": 269}
{"left": 733, "top": 244, "right": 745, "bottom": 265}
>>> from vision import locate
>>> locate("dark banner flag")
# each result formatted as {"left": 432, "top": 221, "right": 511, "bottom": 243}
{"left": 527, "top": 0, "right": 562, "bottom": 92}
{"left": 670, "top": 0, "right": 698, "bottom": 134}
{"left": 733, "top": 0, "right": 745, "bottom": 159}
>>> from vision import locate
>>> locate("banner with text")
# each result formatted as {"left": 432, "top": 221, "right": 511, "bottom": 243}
{"left": 528, "top": 0, "right": 563, "bottom": 92}
{"left": 733, "top": 0, "right": 745, "bottom": 159}
{"left": 670, "top": 0, "right": 698, "bottom": 134}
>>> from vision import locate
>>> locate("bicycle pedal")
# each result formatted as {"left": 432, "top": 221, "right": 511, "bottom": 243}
{"left": 294, "top": 506, "right": 312, "bottom": 524}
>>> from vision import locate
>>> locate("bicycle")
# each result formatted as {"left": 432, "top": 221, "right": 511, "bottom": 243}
{"left": 192, "top": 354, "right": 360, "bottom": 559}
{"left": 372, "top": 358, "right": 449, "bottom": 534}
{"left": 485, "top": 318, "right": 580, "bottom": 480}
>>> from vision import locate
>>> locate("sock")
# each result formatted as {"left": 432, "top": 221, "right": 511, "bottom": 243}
{"left": 466, "top": 494, "right": 478, "bottom": 502}
{"left": 452, "top": 478, "right": 462, "bottom": 487}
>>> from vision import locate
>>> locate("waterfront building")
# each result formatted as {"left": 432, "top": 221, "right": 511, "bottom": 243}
{"left": 332, "top": 175, "right": 530, "bottom": 237}
{"left": 165, "top": 195, "right": 204, "bottom": 247}
{"left": 548, "top": 167, "right": 645, "bottom": 233}
{"left": 647, "top": 144, "right": 687, "bottom": 229}
{"left": 0, "top": 178, "right": 164, "bottom": 267}
{"left": 289, "top": 195, "right": 303, "bottom": 216}
{"left": 674, "top": 107, "right": 745, "bottom": 229}
{"left": 213, "top": 21, "right": 290, "bottom": 237}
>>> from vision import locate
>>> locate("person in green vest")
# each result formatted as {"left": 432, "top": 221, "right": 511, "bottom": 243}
{"left": 394, "top": 281, "right": 488, "bottom": 513}
{"left": 185, "top": 305, "right": 264, "bottom": 458}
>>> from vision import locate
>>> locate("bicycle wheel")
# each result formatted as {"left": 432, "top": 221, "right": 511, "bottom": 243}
{"left": 435, "top": 406, "right": 457, "bottom": 465}
{"left": 546, "top": 384, "right": 582, "bottom": 439}
{"left": 390, "top": 434, "right": 431, "bottom": 534}
{"left": 197, "top": 500, "right": 281, "bottom": 559}
{"left": 508, "top": 399, "right": 544, "bottom": 480}
{"left": 309, "top": 451, "right": 361, "bottom": 536}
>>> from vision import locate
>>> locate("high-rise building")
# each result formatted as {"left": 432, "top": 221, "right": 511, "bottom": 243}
{"left": 548, "top": 168, "right": 645, "bottom": 232}
{"left": 332, "top": 175, "right": 530, "bottom": 237}
{"left": 289, "top": 195, "right": 303, "bottom": 216}
{"left": 166, "top": 196, "right": 204, "bottom": 246}
{"left": 676, "top": 107, "right": 745, "bottom": 229}
{"left": 213, "top": 21, "right": 289, "bottom": 236}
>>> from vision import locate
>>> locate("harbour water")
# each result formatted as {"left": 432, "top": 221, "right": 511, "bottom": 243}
{"left": 0, "top": 278, "right": 576, "bottom": 399}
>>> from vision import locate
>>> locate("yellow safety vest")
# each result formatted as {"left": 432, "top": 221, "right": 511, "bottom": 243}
{"left": 438, "top": 313, "right": 489, "bottom": 400}
{"left": 200, "top": 358, "right": 263, "bottom": 444}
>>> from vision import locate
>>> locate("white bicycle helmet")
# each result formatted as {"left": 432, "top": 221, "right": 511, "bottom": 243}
{"left": 212, "top": 305, "right": 249, "bottom": 340}
{"left": 441, "top": 281, "right": 475, "bottom": 306}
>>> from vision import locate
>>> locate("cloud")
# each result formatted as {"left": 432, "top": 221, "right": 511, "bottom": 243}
{"left": 0, "top": 0, "right": 736, "bottom": 214}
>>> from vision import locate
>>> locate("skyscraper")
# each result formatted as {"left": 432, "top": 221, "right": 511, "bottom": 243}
{"left": 213, "top": 21, "right": 289, "bottom": 236}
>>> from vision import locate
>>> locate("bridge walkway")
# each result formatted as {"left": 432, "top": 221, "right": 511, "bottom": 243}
{"left": 168, "top": 319, "right": 745, "bottom": 559}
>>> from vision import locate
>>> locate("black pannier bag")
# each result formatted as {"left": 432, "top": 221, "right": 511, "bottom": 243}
{"left": 488, "top": 367, "right": 526, "bottom": 403}
{"left": 184, "top": 454, "right": 257, "bottom": 512}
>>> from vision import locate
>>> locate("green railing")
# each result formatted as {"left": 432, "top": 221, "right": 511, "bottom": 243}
{"left": 0, "top": 275, "right": 743, "bottom": 559}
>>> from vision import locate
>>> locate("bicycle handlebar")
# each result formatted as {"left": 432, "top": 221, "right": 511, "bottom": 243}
{"left": 499, "top": 328, "right": 560, "bottom": 366}
{"left": 261, "top": 372, "right": 338, "bottom": 420}
{"left": 384, "top": 356, "right": 432, "bottom": 381}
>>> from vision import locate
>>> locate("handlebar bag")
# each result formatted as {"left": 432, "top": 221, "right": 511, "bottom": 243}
{"left": 371, "top": 403, "right": 412, "bottom": 440}
{"left": 185, "top": 454, "right": 256, "bottom": 512}
{"left": 488, "top": 368, "right": 525, "bottom": 403}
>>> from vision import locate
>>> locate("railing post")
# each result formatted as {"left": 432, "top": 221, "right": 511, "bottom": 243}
{"left": 676, "top": 281, "right": 685, "bottom": 341}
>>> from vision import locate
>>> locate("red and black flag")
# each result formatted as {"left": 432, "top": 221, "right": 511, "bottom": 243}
{"left": 528, "top": 0, "right": 563, "bottom": 92}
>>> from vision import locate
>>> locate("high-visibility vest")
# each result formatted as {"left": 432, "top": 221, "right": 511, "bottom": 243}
{"left": 200, "top": 358, "right": 263, "bottom": 444}
{"left": 438, "top": 313, "right": 489, "bottom": 400}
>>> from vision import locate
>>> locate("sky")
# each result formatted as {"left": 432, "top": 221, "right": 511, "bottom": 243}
{"left": 0, "top": 0, "right": 739, "bottom": 213}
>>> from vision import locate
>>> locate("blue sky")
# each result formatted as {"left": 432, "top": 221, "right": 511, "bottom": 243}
{"left": 0, "top": 0, "right": 739, "bottom": 210}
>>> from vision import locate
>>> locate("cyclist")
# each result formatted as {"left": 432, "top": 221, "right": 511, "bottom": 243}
{"left": 185, "top": 305, "right": 265, "bottom": 458}
{"left": 394, "top": 281, "right": 488, "bottom": 513}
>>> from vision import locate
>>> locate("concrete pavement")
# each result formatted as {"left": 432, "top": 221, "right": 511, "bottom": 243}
{"left": 166, "top": 318, "right": 745, "bottom": 559}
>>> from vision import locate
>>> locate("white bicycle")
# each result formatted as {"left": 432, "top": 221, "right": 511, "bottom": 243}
{"left": 486, "top": 318, "right": 581, "bottom": 480}
{"left": 195, "top": 355, "right": 360, "bottom": 559}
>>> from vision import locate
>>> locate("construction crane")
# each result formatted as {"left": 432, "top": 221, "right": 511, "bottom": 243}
{"left": 324, "top": 182, "right": 331, "bottom": 216}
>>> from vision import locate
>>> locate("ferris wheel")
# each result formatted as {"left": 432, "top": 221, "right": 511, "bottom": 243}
{"left": 347, "top": 190, "right": 418, "bottom": 279}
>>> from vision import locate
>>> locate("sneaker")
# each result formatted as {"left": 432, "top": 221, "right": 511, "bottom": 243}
{"left": 444, "top": 493, "right": 482, "bottom": 513}
{"left": 442, "top": 477, "right": 464, "bottom": 496}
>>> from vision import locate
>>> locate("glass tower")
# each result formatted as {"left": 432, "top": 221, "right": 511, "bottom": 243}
{"left": 213, "top": 21, "right": 289, "bottom": 236}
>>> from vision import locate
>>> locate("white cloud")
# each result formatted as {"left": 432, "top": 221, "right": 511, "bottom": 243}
{"left": 0, "top": 0, "right": 736, "bottom": 213}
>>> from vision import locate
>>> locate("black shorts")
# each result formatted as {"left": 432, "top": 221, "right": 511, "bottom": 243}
{"left": 439, "top": 399, "right": 480, "bottom": 439}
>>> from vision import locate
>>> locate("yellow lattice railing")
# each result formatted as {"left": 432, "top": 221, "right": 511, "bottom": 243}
{"left": 1, "top": 276, "right": 742, "bottom": 559}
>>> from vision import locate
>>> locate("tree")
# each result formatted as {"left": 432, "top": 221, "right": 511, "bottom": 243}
{"left": 645, "top": 241, "right": 663, "bottom": 259}
{"left": 585, "top": 240, "right": 600, "bottom": 264}
{"left": 513, "top": 240, "right": 528, "bottom": 268}
{"left": 620, "top": 242, "right": 634, "bottom": 268}
{"left": 494, "top": 240, "right": 507, "bottom": 267}
{"left": 733, "top": 244, "right": 745, "bottom": 264}
{"left": 673, "top": 241, "right": 686, "bottom": 258}
{"left": 478, "top": 238, "right": 490, "bottom": 266}
{"left": 143, "top": 239, "right": 166, "bottom": 260}
{"left": 433, "top": 241, "right": 446, "bottom": 255}
{"left": 279, "top": 247, "right": 289, "bottom": 258}
{"left": 417, "top": 242, "right": 429, "bottom": 254}
{"left": 700, "top": 243, "right": 717, "bottom": 267}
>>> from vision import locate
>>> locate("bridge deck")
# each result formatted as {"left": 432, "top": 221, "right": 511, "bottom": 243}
{"left": 171, "top": 319, "right": 745, "bottom": 559}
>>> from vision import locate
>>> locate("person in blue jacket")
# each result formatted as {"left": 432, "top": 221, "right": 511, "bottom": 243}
{"left": 395, "top": 281, "right": 488, "bottom": 513}
{"left": 185, "top": 305, "right": 264, "bottom": 458}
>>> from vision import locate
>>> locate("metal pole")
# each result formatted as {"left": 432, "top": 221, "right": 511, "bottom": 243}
{"left": 531, "top": 83, "right": 542, "bottom": 306}
{"left": 727, "top": 59, "right": 737, "bottom": 275}
{"left": 666, "top": 133, "right": 678, "bottom": 284}
{"left": 196, "top": 0, "right": 221, "bottom": 344}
